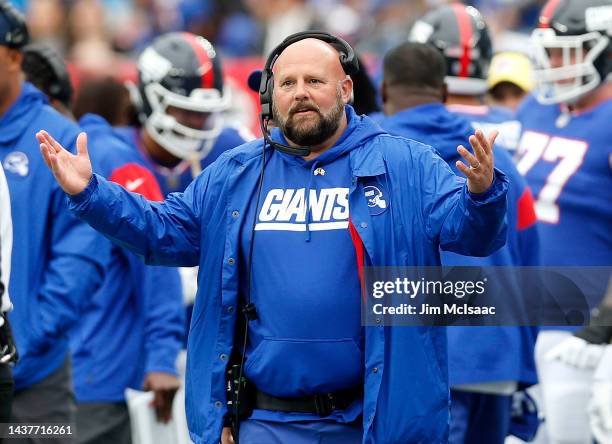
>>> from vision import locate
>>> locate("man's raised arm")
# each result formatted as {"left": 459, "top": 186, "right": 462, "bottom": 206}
{"left": 37, "top": 130, "right": 201, "bottom": 266}
{"left": 420, "top": 129, "right": 509, "bottom": 257}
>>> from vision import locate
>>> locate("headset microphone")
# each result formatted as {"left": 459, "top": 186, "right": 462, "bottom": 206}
{"left": 258, "top": 118, "right": 311, "bottom": 157}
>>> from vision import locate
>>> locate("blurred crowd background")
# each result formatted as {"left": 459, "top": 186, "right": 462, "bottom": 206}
{"left": 12, "top": 0, "right": 543, "bottom": 134}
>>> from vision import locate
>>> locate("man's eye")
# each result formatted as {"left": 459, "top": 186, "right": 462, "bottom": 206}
{"left": 281, "top": 80, "right": 294, "bottom": 87}
{"left": 309, "top": 79, "right": 322, "bottom": 84}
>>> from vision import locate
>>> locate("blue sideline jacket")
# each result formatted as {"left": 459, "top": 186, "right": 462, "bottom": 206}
{"left": 67, "top": 106, "right": 508, "bottom": 443}
{"left": 0, "top": 83, "right": 108, "bottom": 390}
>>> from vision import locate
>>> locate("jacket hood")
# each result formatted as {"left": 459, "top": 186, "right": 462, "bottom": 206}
{"left": 0, "top": 82, "right": 47, "bottom": 145}
{"left": 381, "top": 103, "right": 474, "bottom": 164}
{"left": 270, "top": 105, "right": 386, "bottom": 167}
{"left": 78, "top": 113, "right": 109, "bottom": 129}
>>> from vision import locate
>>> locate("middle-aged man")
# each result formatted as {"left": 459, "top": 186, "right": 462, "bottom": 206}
{"left": 37, "top": 32, "right": 508, "bottom": 444}
{"left": 0, "top": 1, "right": 108, "bottom": 441}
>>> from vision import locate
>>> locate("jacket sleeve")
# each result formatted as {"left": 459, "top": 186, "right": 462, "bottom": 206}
{"left": 99, "top": 158, "right": 186, "bottom": 375}
{"left": 67, "top": 158, "right": 217, "bottom": 267}
{"left": 31, "top": 183, "right": 109, "bottom": 354}
{"left": 140, "top": 260, "right": 185, "bottom": 376}
{"left": 416, "top": 144, "right": 509, "bottom": 257}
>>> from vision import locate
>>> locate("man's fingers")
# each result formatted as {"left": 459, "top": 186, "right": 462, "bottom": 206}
{"left": 152, "top": 389, "right": 176, "bottom": 423}
{"left": 487, "top": 129, "right": 499, "bottom": 150}
{"left": 35, "top": 131, "right": 46, "bottom": 146}
{"left": 156, "top": 391, "right": 173, "bottom": 423}
{"left": 469, "top": 131, "right": 488, "bottom": 161}
{"left": 37, "top": 131, "right": 55, "bottom": 153}
{"left": 457, "top": 145, "right": 479, "bottom": 168}
{"left": 41, "top": 130, "right": 66, "bottom": 155}
{"left": 76, "top": 132, "right": 88, "bottom": 157}
{"left": 477, "top": 130, "right": 491, "bottom": 156}
{"left": 39, "top": 143, "right": 60, "bottom": 174}
{"left": 39, "top": 142, "right": 52, "bottom": 167}
{"left": 153, "top": 390, "right": 165, "bottom": 422}
{"left": 456, "top": 160, "right": 474, "bottom": 179}
{"left": 163, "top": 391, "right": 174, "bottom": 422}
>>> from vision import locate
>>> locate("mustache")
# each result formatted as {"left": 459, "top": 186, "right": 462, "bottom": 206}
{"left": 288, "top": 102, "right": 321, "bottom": 117}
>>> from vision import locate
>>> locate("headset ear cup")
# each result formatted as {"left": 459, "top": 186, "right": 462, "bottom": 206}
{"left": 259, "top": 70, "right": 274, "bottom": 121}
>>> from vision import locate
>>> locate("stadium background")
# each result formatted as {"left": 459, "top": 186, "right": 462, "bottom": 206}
{"left": 10, "top": 0, "right": 543, "bottom": 136}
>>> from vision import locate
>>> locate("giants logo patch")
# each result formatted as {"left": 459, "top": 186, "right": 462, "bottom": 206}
{"left": 256, "top": 188, "right": 349, "bottom": 232}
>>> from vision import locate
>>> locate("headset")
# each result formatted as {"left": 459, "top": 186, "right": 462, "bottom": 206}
{"left": 258, "top": 31, "right": 359, "bottom": 157}
{"left": 0, "top": 1, "right": 28, "bottom": 49}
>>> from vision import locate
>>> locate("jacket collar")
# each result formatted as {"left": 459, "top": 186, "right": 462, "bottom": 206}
{"left": 230, "top": 138, "right": 388, "bottom": 178}
{"left": 349, "top": 147, "right": 386, "bottom": 178}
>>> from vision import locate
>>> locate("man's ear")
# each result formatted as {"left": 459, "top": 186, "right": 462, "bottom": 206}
{"left": 342, "top": 76, "right": 353, "bottom": 104}
{"left": 8, "top": 49, "right": 22, "bottom": 73}
{"left": 441, "top": 83, "right": 448, "bottom": 104}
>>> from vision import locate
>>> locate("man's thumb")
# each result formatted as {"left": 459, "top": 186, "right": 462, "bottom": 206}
{"left": 76, "top": 132, "right": 88, "bottom": 157}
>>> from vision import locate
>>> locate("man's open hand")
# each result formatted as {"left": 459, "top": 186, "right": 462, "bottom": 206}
{"left": 456, "top": 129, "right": 498, "bottom": 194}
{"left": 37, "top": 130, "right": 93, "bottom": 195}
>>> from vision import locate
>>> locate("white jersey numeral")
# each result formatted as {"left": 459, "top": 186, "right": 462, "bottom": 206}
{"left": 517, "top": 131, "right": 588, "bottom": 224}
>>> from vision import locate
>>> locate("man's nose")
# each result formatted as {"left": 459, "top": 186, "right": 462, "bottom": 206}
{"left": 293, "top": 79, "right": 310, "bottom": 100}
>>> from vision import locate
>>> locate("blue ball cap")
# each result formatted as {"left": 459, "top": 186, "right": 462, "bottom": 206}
{"left": 0, "top": 1, "right": 28, "bottom": 48}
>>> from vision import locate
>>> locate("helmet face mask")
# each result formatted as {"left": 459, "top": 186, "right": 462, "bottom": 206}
{"left": 143, "top": 81, "right": 229, "bottom": 161}
{"left": 137, "top": 33, "right": 229, "bottom": 160}
{"left": 531, "top": 0, "right": 612, "bottom": 105}
{"left": 531, "top": 28, "right": 609, "bottom": 104}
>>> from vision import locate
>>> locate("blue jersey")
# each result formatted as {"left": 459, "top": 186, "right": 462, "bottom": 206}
{"left": 381, "top": 103, "right": 539, "bottom": 386}
{"left": 115, "top": 126, "right": 251, "bottom": 195}
{"left": 448, "top": 103, "right": 522, "bottom": 154}
{"left": 516, "top": 95, "right": 612, "bottom": 269}
{"left": 0, "top": 83, "right": 108, "bottom": 390}
{"left": 71, "top": 114, "right": 184, "bottom": 402}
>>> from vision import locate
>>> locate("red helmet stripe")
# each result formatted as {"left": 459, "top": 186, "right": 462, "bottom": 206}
{"left": 452, "top": 3, "right": 473, "bottom": 78}
{"left": 181, "top": 32, "right": 215, "bottom": 89}
{"left": 539, "top": 0, "right": 562, "bottom": 28}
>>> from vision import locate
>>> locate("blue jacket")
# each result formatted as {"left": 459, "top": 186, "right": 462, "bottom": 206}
{"left": 70, "top": 114, "right": 184, "bottom": 402}
{"left": 381, "top": 103, "right": 540, "bottom": 386}
{"left": 68, "top": 106, "right": 508, "bottom": 443}
{"left": 0, "top": 83, "right": 108, "bottom": 389}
